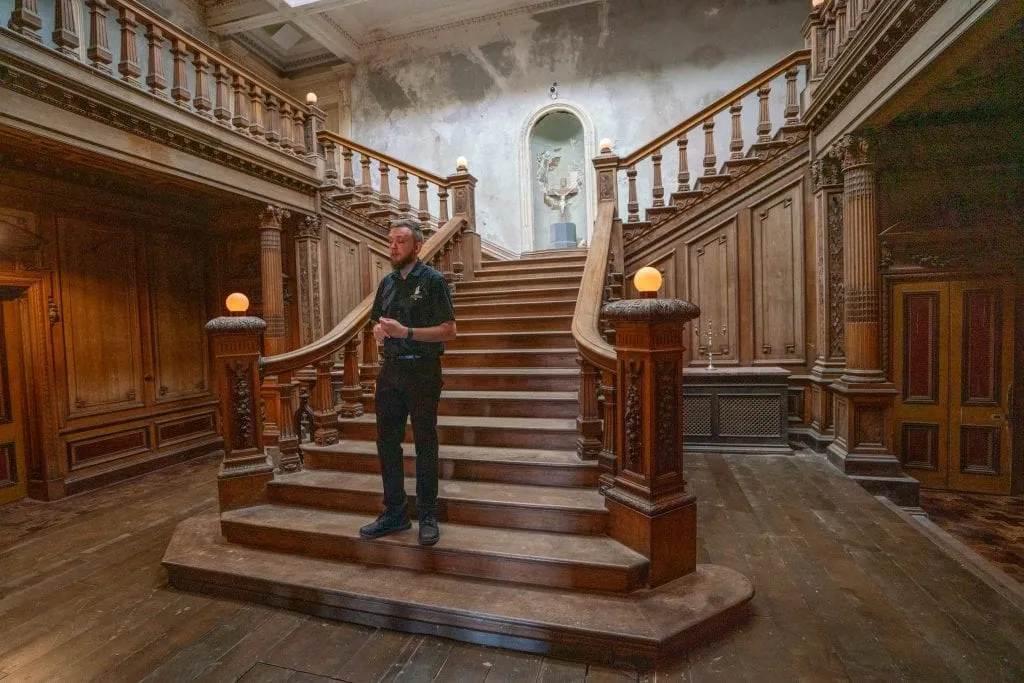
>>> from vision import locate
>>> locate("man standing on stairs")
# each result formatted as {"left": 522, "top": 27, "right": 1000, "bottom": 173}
{"left": 359, "top": 218, "right": 457, "bottom": 546}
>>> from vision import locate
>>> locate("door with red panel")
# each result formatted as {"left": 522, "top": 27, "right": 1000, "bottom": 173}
{"left": 0, "top": 299, "right": 28, "bottom": 504}
{"left": 893, "top": 280, "right": 1014, "bottom": 493}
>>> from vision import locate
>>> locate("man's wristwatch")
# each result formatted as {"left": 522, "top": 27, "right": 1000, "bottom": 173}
{"left": 406, "top": 327, "right": 414, "bottom": 341}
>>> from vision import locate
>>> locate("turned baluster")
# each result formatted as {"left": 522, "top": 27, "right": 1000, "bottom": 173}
{"left": 452, "top": 232, "right": 464, "bottom": 282}
{"left": 676, "top": 135, "right": 690, "bottom": 192}
{"left": 117, "top": 9, "right": 141, "bottom": 85}
{"left": 8, "top": 0, "right": 43, "bottom": 41}
{"left": 625, "top": 165, "right": 639, "bottom": 222}
{"left": 144, "top": 25, "right": 166, "bottom": 96}
{"left": 785, "top": 68, "right": 801, "bottom": 125}
{"left": 341, "top": 147, "right": 355, "bottom": 186}
{"left": 52, "top": 0, "right": 80, "bottom": 58}
{"left": 249, "top": 85, "right": 265, "bottom": 138}
{"left": 323, "top": 139, "right": 339, "bottom": 186}
{"left": 576, "top": 359, "right": 603, "bottom": 461}
{"left": 848, "top": 0, "right": 860, "bottom": 33}
{"left": 170, "top": 40, "right": 190, "bottom": 107}
{"left": 291, "top": 111, "right": 307, "bottom": 155}
{"left": 651, "top": 150, "right": 665, "bottom": 207}
{"left": 442, "top": 241, "right": 454, "bottom": 284}
{"left": 213, "top": 64, "right": 231, "bottom": 124}
{"left": 417, "top": 177, "right": 430, "bottom": 224}
{"left": 358, "top": 322, "right": 379, "bottom": 403}
{"left": 231, "top": 75, "right": 249, "bottom": 131}
{"left": 358, "top": 153, "right": 372, "bottom": 194}
{"left": 836, "top": 0, "right": 848, "bottom": 49}
{"left": 265, "top": 94, "right": 280, "bottom": 146}
{"left": 757, "top": 83, "right": 772, "bottom": 143}
{"left": 437, "top": 187, "right": 449, "bottom": 228}
{"left": 338, "top": 340, "right": 364, "bottom": 418}
{"left": 279, "top": 102, "right": 294, "bottom": 149}
{"left": 729, "top": 101, "right": 744, "bottom": 160}
{"left": 397, "top": 170, "right": 410, "bottom": 213}
{"left": 599, "top": 369, "right": 618, "bottom": 478}
{"left": 192, "top": 51, "right": 212, "bottom": 117}
{"left": 378, "top": 162, "right": 392, "bottom": 203}
{"left": 312, "top": 359, "right": 339, "bottom": 445}
{"left": 826, "top": 10, "right": 836, "bottom": 66}
{"left": 702, "top": 119, "right": 717, "bottom": 176}
{"left": 85, "top": 0, "right": 112, "bottom": 73}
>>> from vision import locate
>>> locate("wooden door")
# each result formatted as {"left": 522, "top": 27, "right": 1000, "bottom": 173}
{"left": 0, "top": 300, "right": 28, "bottom": 504}
{"left": 894, "top": 280, "right": 1014, "bottom": 493}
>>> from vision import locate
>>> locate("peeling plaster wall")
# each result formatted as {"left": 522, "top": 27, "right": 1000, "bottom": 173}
{"left": 352, "top": 0, "right": 810, "bottom": 252}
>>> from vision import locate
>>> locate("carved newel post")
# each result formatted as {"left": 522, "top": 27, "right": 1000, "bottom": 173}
{"left": 602, "top": 268, "right": 701, "bottom": 587}
{"left": 447, "top": 157, "right": 479, "bottom": 282}
{"left": 206, "top": 294, "right": 273, "bottom": 511}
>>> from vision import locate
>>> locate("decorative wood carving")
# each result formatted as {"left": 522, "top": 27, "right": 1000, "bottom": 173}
{"left": 624, "top": 360, "right": 642, "bottom": 473}
{"left": 228, "top": 359, "right": 255, "bottom": 450}
{"left": 654, "top": 360, "right": 677, "bottom": 473}
{"left": 827, "top": 191, "right": 845, "bottom": 357}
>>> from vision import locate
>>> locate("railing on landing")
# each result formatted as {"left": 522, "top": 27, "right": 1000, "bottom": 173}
{"left": 572, "top": 49, "right": 812, "bottom": 481}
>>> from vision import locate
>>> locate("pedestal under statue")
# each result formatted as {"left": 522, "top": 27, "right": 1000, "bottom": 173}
{"left": 545, "top": 177, "right": 579, "bottom": 249}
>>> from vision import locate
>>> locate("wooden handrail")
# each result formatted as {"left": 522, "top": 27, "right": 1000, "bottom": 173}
{"left": 619, "top": 49, "right": 811, "bottom": 167}
{"left": 572, "top": 201, "right": 617, "bottom": 373}
{"left": 318, "top": 131, "right": 450, "bottom": 187}
{"left": 262, "top": 215, "right": 468, "bottom": 374}
{"left": 103, "top": 0, "right": 311, "bottom": 114}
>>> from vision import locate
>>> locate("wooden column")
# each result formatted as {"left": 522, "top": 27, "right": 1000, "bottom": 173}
{"left": 259, "top": 205, "right": 290, "bottom": 453}
{"left": 294, "top": 214, "right": 324, "bottom": 347}
{"left": 807, "top": 148, "right": 845, "bottom": 451}
{"left": 826, "top": 135, "right": 918, "bottom": 506}
{"left": 447, "top": 169, "right": 479, "bottom": 281}
{"left": 206, "top": 314, "right": 273, "bottom": 511}
{"left": 602, "top": 297, "right": 701, "bottom": 587}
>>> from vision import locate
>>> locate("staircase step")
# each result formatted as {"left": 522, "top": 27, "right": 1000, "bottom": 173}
{"left": 446, "top": 331, "right": 573, "bottom": 350}
{"left": 267, "top": 471, "right": 607, "bottom": 534}
{"left": 220, "top": 505, "right": 646, "bottom": 592}
{"left": 340, "top": 414, "right": 577, "bottom": 449}
{"left": 455, "top": 314, "right": 572, "bottom": 333}
{"left": 476, "top": 263, "right": 585, "bottom": 279}
{"left": 439, "top": 390, "right": 577, "bottom": 418}
{"left": 455, "top": 287, "right": 580, "bottom": 303}
{"left": 455, "top": 274, "right": 583, "bottom": 293}
{"left": 302, "top": 441, "right": 598, "bottom": 488}
{"left": 455, "top": 299, "right": 577, "bottom": 317}
{"left": 440, "top": 367, "right": 579, "bottom": 392}
{"left": 443, "top": 348, "right": 578, "bottom": 369}
{"left": 518, "top": 248, "right": 588, "bottom": 262}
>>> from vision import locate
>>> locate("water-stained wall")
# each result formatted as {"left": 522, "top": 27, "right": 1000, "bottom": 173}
{"left": 352, "top": 0, "right": 810, "bottom": 252}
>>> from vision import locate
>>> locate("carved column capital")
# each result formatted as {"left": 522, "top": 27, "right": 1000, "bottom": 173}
{"left": 836, "top": 133, "right": 872, "bottom": 170}
{"left": 811, "top": 147, "right": 844, "bottom": 190}
{"left": 297, "top": 213, "right": 324, "bottom": 240}
{"left": 259, "top": 204, "right": 290, "bottom": 231}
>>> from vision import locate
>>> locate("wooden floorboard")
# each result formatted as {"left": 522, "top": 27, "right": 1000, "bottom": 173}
{"left": 1, "top": 451, "right": 1023, "bottom": 681}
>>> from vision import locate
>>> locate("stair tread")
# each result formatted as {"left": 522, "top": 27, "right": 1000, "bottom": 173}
{"left": 273, "top": 471, "right": 604, "bottom": 509}
{"left": 441, "top": 390, "right": 576, "bottom": 400}
{"left": 443, "top": 367, "right": 578, "bottom": 375}
{"left": 454, "top": 330, "right": 571, "bottom": 338}
{"left": 345, "top": 414, "right": 576, "bottom": 430}
{"left": 309, "top": 439, "right": 587, "bottom": 466}
{"left": 445, "top": 347, "right": 575, "bottom": 355}
{"left": 223, "top": 504, "right": 645, "bottom": 567}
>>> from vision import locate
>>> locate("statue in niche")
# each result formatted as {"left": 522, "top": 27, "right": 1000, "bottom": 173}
{"left": 536, "top": 137, "right": 584, "bottom": 248}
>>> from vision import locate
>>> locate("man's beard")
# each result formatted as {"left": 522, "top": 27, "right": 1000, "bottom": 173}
{"left": 391, "top": 252, "right": 417, "bottom": 269}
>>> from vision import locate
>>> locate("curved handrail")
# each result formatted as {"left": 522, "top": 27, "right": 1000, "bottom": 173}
{"left": 572, "top": 201, "right": 617, "bottom": 373}
{"left": 619, "top": 49, "right": 811, "bottom": 167}
{"left": 318, "top": 131, "right": 450, "bottom": 187}
{"left": 262, "top": 215, "right": 468, "bottom": 374}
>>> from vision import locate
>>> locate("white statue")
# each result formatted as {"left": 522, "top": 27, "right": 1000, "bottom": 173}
{"left": 543, "top": 177, "right": 580, "bottom": 223}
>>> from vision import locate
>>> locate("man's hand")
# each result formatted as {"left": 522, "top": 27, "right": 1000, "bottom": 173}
{"left": 372, "top": 322, "right": 389, "bottom": 343}
{"left": 378, "top": 317, "right": 407, "bottom": 340}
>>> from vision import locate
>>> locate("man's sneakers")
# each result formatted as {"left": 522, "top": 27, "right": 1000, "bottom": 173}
{"left": 358, "top": 510, "right": 440, "bottom": 546}
{"left": 418, "top": 512, "right": 440, "bottom": 546}
{"left": 358, "top": 512, "right": 411, "bottom": 539}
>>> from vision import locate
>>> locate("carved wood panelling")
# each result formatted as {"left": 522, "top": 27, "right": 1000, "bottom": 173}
{"left": 67, "top": 427, "right": 150, "bottom": 470}
{"left": 0, "top": 442, "right": 15, "bottom": 485}
{"left": 59, "top": 219, "right": 142, "bottom": 415}
{"left": 155, "top": 411, "right": 216, "bottom": 449}
{"left": 327, "top": 231, "right": 362, "bottom": 327}
{"left": 751, "top": 191, "right": 804, "bottom": 364}
{"left": 902, "top": 423, "right": 939, "bottom": 470}
{"left": 903, "top": 292, "right": 939, "bottom": 403}
{"left": 365, "top": 243, "right": 390, "bottom": 299}
{"left": 960, "top": 426, "right": 1000, "bottom": 475}
{"left": 687, "top": 219, "right": 737, "bottom": 364}
{"left": 148, "top": 235, "right": 209, "bottom": 403}
{"left": 0, "top": 307, "right": 10, "bottom": 425}
{"left": 961, "top": 290, "right": 1000, "bottom": 405}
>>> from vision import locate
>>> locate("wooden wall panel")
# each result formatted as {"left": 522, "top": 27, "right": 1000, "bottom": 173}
{"left": 327, "top": 231, "right": 362, "bottom": 327}
{"left": 148, "top": 235, "right": 209, "bottom": 403}
{"left": 59, "top": 219, "right": 142, "bottom": 416}
{"left": 751, "top": 190, "right": 804, "bottom": 364}
{"left": 687, "top": 219, "right": 737, "bottom": 364}
{"left": 365, "top": 243, "right": 390, "bottom": 300}
{"left": 961, "top": 290, "right": 1000, "bottom": 404}
{"left": 903, "top": 292, "right": 939, "bottom": 403}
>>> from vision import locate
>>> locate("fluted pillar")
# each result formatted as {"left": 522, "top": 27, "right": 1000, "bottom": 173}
{"left": 826, "top": 135, "right": 918, "bottom": 506}
{"left": 295, "top": 214, "right": 325, "bottom": 346}
{"left": 259, "top": 205, "right": 289, "bottom": 357}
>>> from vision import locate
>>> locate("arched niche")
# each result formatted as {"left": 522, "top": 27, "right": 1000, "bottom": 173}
{"left": 519, "top": 102, "right": 597, "bottom": 252}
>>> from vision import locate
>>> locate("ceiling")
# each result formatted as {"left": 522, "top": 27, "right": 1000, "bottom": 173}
{"left": 202, "top": 0, "right": 604, "bottom": 73}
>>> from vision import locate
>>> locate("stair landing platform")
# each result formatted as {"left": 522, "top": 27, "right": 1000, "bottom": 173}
{"left": 164, "top": 513, "right": 753, "bottom": 668}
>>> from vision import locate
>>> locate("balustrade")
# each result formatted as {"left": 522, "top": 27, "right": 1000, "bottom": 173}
{"left": 807, "top": 0, "right": 879, "bottom": 81}
{"left": 4, "top": 0, "right": 315, "bottom": 155}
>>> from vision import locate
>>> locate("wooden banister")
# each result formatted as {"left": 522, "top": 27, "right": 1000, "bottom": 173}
{"left": 318, "top": 131, "right": 450, "bottom": 188}
{"left": 572, "top": 201, "right": 617, "bottom": 374}
{"left": 619, "top": 49, "right": 811, "bottom": 167}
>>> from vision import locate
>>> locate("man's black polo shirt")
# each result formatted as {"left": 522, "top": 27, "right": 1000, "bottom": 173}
{"left": 371, "top": 260, "right": 455, "bottom": 360}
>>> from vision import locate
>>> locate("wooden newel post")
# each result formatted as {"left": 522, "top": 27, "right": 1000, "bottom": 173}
{"left": 601, "top": 297, "right": 701, "bottom": 587}
{"left": 447, "top": 165, "right": 479, "bottom": 282}
{"left": 206, "top": 313, "right": 273, "bottom": 511}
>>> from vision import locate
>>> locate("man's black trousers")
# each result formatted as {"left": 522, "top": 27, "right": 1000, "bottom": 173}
{"left": 374, "top": 357, "right": 443, "bottom": 517}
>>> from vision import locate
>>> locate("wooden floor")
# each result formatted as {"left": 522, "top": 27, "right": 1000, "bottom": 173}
{"left": 2, "top": 451, "right": 1023, "bottom": 682}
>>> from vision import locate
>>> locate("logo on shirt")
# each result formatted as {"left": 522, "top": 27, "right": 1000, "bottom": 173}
{"left": 410, "top": 285, "right": 423, "bottom": 302}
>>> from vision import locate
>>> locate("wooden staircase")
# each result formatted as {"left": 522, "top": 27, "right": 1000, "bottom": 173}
{"left": 164, "top": 248, "right": 753, "bottom": 667}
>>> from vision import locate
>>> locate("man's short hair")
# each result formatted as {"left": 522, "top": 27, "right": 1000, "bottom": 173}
{"left": 390, "top": 217, "right": 425, "bottom": 245}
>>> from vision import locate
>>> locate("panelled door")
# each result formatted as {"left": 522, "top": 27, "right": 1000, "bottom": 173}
{"left": 0, "top": 299, "right": 28, "bottom": 504}
{"left": 894, "top": 279, "right": 1015, "bottom": 493}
